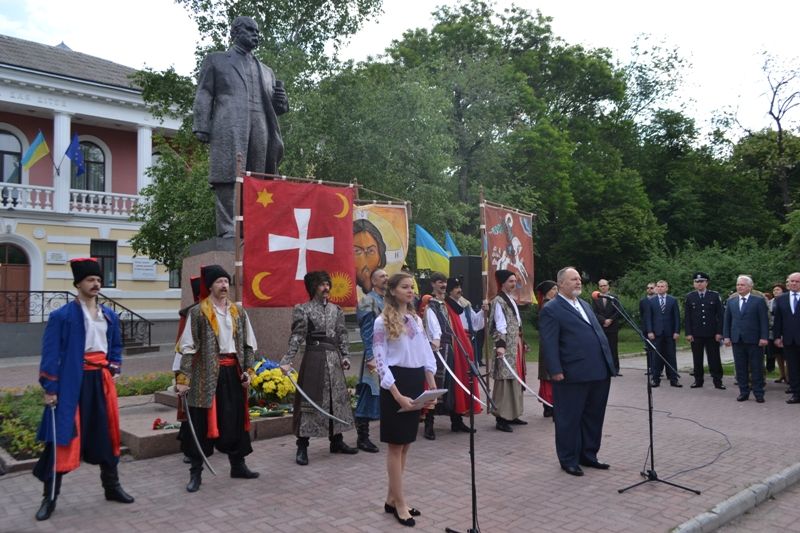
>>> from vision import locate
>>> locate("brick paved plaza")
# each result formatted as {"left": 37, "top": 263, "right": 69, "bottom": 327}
{"left": 2, "top": 354, "right": 800, "bottom": 533}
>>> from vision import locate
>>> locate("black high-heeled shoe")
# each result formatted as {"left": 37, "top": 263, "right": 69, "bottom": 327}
{"left": 384, "top": 503, "right": 421, "bottom": 516}
{"left": 392, "top": 508, "right": 416, "bottom": 527}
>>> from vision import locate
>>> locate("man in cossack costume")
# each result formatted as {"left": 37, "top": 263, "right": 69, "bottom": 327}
{"left": 32, "top": 258, "right": 134, "bottom": 521}
{"left": 489, "top": 269, "right": 528, "bottom": 432}
{"left": 280, "top": 271, "right": 357, "bottom": 466}
{"left": 176, "top": 265, "right": 259, "bottom": 492}
{"left": 425, "top": 274, "right": 483, "bottom": 438}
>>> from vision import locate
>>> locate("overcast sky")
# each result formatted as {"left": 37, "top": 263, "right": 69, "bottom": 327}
{"left": 1, "top": 0, "right": 798, "bottom": 137}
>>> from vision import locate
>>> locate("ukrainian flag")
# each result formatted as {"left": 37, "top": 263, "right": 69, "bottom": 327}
{"left": 444, "top": 231, "right": 461, "bottom": 257}
{"left": 21, "top": 132, "right": 50, "bottom": 171}
{"left": 415, "top": 224, "right": 450, "bottom": 274}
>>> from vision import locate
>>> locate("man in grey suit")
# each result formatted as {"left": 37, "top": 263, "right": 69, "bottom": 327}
{"left": 723, "top": 275, "right": 769, "bottom": 402}
{"left": 193, "top": 16, "right": 289, "bottom": 238}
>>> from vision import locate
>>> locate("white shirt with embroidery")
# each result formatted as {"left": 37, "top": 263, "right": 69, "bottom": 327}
{"left": 373, "top": 313, "right": 437, "bottom": 389}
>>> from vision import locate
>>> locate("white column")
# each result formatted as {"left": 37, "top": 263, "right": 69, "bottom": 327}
{"left": 136, "top": 126, "right": 152, "bottom": 193}
{"left": 52, "top": 113, "right": 71, "bottom": 213}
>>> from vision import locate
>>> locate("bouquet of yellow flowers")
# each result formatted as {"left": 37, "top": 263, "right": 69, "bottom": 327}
{"left": 249, "top": 358, "right": 297, "bottom": 412}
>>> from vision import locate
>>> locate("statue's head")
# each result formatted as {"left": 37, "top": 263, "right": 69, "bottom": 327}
{"left": 231, "top": 16, "right": 260, "bottom": 51}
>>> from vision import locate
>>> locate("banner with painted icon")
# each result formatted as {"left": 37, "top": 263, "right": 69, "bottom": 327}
{"left": 353, "top": 203, "right": 409, "bottom": 300}
{"left": 482, "top": 202, "right": 535, "bottom": 304}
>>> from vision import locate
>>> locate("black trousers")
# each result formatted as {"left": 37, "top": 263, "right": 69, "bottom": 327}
{"left": 784, "top": 345, "right": 800, "bottom": 396}
{"left": 651, "top": 335, "right": 679, "bottom": 382}
{"left": 603, "top": 329, "right": 619, "bottom": 372}
{"left": 552, "top": 378, "right": 610, "bottom": 468}
{"left": 690, "top": 336, "right": 723, "bottom": 383}
{"left": 179, "top": 366, "right": 252, "bottom": 460}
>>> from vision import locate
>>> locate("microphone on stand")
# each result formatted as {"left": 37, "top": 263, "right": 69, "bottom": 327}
{"left": 591, "top": 291, "right": 619, "bottom": 301}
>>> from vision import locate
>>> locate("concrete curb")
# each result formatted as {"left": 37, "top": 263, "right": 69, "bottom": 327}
{"left": 674, "top": 462, "right": 800, "bottom": 532}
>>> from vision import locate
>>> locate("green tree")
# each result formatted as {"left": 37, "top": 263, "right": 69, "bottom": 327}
{"left": 129, "top": 130, "right": 214, "bottom": 271}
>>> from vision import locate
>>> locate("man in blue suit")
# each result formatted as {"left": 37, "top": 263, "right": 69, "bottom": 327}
{"left": 771, "top": 272, "right": 800, "bottom": 404}
{"left": 644, "top": 280, "right": 682, "bottom": 387}
{"left": 540, "top": 267, "right": 615, "bottom": 477}
{"left": 723, "top": 275, "right": 769, "bottom": 402}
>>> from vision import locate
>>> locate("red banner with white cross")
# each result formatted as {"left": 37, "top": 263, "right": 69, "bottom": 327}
{"left": 242, "top": 178, "right": 357, "bottom": 307}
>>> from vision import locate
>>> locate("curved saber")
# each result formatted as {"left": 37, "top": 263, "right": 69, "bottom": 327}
{"left": 181, "top": 394, "right": 217, "bottom": 476}
{"left": 49, "top": 404, "right": 57, "bottom": 501}
{"left": 434, "top": 350, "right": 487, "bottom": 407}
{"left": 500, "top": 356, "right": 553, "bottom": 408}
{"left": 285, "top": 371, "right": 351, "bottom": 426}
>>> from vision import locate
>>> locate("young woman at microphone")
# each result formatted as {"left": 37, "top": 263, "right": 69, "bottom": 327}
{"left": 372, "top": 272, "right": 438, "bottom": 527}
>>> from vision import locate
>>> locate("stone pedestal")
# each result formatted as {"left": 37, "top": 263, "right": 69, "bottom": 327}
{"left": 181, "top": 241, "right": 294, "bottom": 359}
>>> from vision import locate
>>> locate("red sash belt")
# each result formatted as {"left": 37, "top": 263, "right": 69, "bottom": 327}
{"left": 515, "top": 336, "right": 527, "bottom": 384}
{"left": 55, "top": 351, "right": 120, "bottom": 472}
{"left": 206, "top": 355, "right": 250, "bottom": 439}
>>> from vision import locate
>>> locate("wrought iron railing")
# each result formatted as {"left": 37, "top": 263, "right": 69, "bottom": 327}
{"left": 0, "top": 291, "right": 71, "bottom": 322}
{"left": 0, "top": 290, "right": 152, "bottom": 346}
{"left": 97, "top": 292, "right": 153, "bottom": 347}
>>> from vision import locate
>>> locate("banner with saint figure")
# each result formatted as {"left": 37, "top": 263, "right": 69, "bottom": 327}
{"left": 353, "top": 203, "right": 409, "bottom": 300}
{"left": 242, "top": 178, "right": 357, "bottom": 307}
{"left": 482, "top": 202, "right": 535, "bottom": 304}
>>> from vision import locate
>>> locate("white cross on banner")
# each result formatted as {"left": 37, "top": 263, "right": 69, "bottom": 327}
{"left": 268, "top": 208, "right": 334, "bottom": 279}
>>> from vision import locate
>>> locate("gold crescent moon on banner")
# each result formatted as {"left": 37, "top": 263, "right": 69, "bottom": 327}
{"left": 334, "top": 193, "right": 350, "bottom": 218}
{"left": 251, "top": 272, "right": 272, "bottom": 301}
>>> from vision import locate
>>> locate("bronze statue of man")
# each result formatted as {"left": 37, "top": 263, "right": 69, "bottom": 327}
{"left": 193, "top": 16, "right": 289, "bottom": 238}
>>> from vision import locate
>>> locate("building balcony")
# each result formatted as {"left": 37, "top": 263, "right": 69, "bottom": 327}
{"left": 1, "top": 182, "right": 140, "bottom": 217}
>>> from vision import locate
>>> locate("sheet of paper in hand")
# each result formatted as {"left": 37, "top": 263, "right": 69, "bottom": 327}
{"left": 397, "top": 389, "right": 449, "bottom": 412}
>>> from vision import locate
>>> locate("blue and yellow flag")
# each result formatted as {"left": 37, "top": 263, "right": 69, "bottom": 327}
{"left": 415, "top": 224, "right": 449, "bottom": 274}
{"left": 21, "top": 131, "right": 50, "bottom": 171}
{"left": 444, "top": 231, "right": 461, "bottom": 257}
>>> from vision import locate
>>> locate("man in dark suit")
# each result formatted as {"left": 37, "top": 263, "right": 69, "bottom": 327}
{"left": 645, "top": 280, "right": 682, "bottom": 387}
{"left": 540, "top": 267, "right": 615, "bottom": 477}
{"left": 772, "top": 272, "right": 800, "bottom": 404}
{"left": 193, "top": 16, "right": 289, "bottom": 238}
{"left": 723, "top": 275, "right": 769, "bottom": 402}
{"left": 592, "top": 279, "right": 621, "bottom": 376}
{"left": 684, "top": 272, "right": 725, "bottom": 390}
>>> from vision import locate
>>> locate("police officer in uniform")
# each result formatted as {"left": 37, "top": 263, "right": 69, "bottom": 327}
{"left": 684, "top": 272, "right": 726, "bottom": 389}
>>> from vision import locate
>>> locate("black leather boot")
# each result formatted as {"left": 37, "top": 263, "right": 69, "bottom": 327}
{"left": 329, "top": 433, "right": 359, "bottom": 454}
{"left": 100, "top": 464, "right": 135, "bottom": 503}
{"left": 186, "top": 459, "right": 202, "bottom": 492}
{"left": 35, "top": 474, "right": 62, "bottom": 521}
{"left": 356, "top": 419, "right": 379, "bottom": 452}
{"left": 423, "top": 412, "right": 435, "bottom": 440}
{"left": 296, "top": 437, "right": 309, "bottom": 465}
{"left": 450, "top": 414, "right": 476, "bottom": 433}
{"left": 229, "top": 455, "right": 259, "bottom": 479}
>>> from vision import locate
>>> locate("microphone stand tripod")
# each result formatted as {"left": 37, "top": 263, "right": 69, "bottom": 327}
{"left": 601, "top": 296, "right": 700, "bottom": 496}
{"left": 441, "top": 315, "right": 496, "bottom": 533}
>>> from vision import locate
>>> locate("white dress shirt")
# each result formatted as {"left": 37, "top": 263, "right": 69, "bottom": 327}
{"left": 373, "top": 314, "right": 437, "bottom": 389}
{"left": 558, "top": 293, "right": 590, "bottom": 323}
{"left": 179, "top": 301, "right": 257, "bottom": 356}
{"left": 80, "top": 299, "right": 108, "bottom": 353}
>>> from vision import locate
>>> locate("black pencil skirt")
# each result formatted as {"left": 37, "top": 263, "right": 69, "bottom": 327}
{"left": 380, "top": 366, "right": 425, "bottom": 444}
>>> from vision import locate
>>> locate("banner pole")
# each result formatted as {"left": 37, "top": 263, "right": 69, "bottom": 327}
{"left": 479, "top": 186, "right": 492, "bottom": 399}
